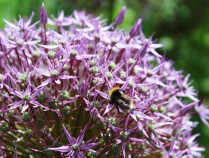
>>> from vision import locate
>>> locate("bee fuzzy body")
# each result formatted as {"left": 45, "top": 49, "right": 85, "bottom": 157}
{"left": 109, "top": 87, "right": 133, "bottom": 113}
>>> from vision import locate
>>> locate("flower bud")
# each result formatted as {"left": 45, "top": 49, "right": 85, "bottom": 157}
{"left": 129, "top": 80, "right": 135, "bottom": 88}
{"left": 147, "top": 123, "right": 155, "bottom": 132}
{"left": 36, "top": 118, "right": 45, "bottom": 127}
{"left": 89, "top": 59, "right": 95, "bottom": 66}
{"left": 113, "top": 7, "right": 126, "bottom": 27}
{"left": 47, "top": 51, "right": 56, "bottom": 59}
{"left": 59, "top": 39, "right": 66, "bottom": 45}
{"left": 69, "top": 49, "right": 77, "bottom": 57}
{"left": 79, "top": 81, "right": 88, "bottom": 96}
{"left": 137, "top": 130, "right": 143, "bottom": 137}
{"left": 48, "top": 99, "right": 58, "bottom": 108}
{"left": 39, "top": 3, "right": 48, "bottom": 24}
{"left": 126, "top": 143, "right": 133, "bottom": 151}
{"left": 23, "top": 94, "right": 31, "bottom": 101}
{"left": 72, "top": 144, "right": 79, "bottom": 151}
{"left": 128, "top": 58, "right": 135, "bottom": 64}
{"left": 109, "top": 61, "right": 116, "bottom": 70}
{"left": 0, "top": 121, "right": 9, "bottom": 132}
{"left": 23, "top": 129, "right": 32, "bottom": 139}
{"left": 120, "top": 131, "right": 128, "bottom": 141}
{"left": 33, "top": 50, "right": 41, "bottom": 58}
{"left": 88, "top": 44, "right": 94, "bottom": 51}
{"left": 103, "top": 128, "right": 111, "bottom": 142}
{"left": 37, "top": 93, "right": 47, "bottom": 103}
{"left": 106, "top": 71, "right": 113, "bottom": 79}
{"left": 91, "top": 66, "right": 99, "bottom": 74}
{"left": 92, "top": 79, "right": 98, "bottom": 85}
{"left": 87, "top": 150, "right": 97, "bottom": 158}
{"left": 91, "top": 102, "right": 100, "bottom": 108}
{"left": 159, "top": 106, "right": 166, "bottom": 113}
{"left": 50, "top": 70, "right": 59, "bottom": 77}
{"left": 108, "top": 117, "right": 116, "bottom": 125}
{"left": 95, "top": 121, "right": 106, "bottom": 130}
{"left": 147, "top": 69, "right": 153, "bottom": 76}
{"left": 111, "top": 144, "right": 120, "bottom": 155}
{"left": 18, "top": 73, "right": 27, "bottom": 82}
{"left": 16, "top": 39, "right": 24, "bottom": 46}
{"left": 61, "top": 106, "right": 71, "bottom": 116}
{"left": 120, "top": 70, "right": 126, "bottom": 78}
{"left": 139, "top": 87, "right": 147, "bottom": 93}
{"left": 129, "top": 18, "right": 142, "bottom": 38}
{"left": 21, "top": 112, "right": 31, "bottom": 122}
{"left": 60, "top": 91, "right": 69, "bottom": 100}
{"left": 150, "top": 104, "right": 158, "bottom": 112}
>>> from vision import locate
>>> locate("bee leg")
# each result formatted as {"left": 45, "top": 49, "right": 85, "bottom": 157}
{"left": 115, "top": 104, "right": 120, "bottom": 113}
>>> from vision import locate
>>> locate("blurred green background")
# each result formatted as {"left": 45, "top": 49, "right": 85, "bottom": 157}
{"left": 0, "top": 0, "right": 209, "bottom": 156}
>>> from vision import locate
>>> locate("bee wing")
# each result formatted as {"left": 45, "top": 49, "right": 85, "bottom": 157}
{"left": 114, "top": 98, "right": 130, "bottom": 112}
{"left": 119, "top": 91, "right": 132, "bottom": 104}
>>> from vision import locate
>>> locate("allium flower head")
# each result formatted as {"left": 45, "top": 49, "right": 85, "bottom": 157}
{"left": 0, "top": 5, "right": 209, "bottom": 158}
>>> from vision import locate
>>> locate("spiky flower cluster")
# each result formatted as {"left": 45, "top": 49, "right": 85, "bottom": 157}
{"left": 0, "top": 4, "right": 209, "bottom": 158}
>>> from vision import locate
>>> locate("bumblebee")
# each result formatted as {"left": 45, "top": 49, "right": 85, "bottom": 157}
{"left": 109, "top": 87, "right": 134, "bottom": 113}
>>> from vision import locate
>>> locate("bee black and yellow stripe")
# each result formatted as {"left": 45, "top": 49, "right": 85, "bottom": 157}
{"left": 109, "top": 87, "right": 133, "bottom": 112}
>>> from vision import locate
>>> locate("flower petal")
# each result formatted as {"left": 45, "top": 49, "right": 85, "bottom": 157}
{"left": 48, "top": 145, "right": 71, "bottom": 152}
{"left": 37, "top": 78, "right": 53, "bottom": 88}
{"left": 62, "top": 124, "right": 76, "bottom": 144}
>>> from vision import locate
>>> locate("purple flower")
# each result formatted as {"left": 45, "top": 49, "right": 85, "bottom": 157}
{"left": 4, "top": 81, "right": 47, "bottom": 112}
{"left": 195, "top": 103, "right": 209, "bottom": 127}
{"left": 48, "top": 124, "right": 97, "bottom": 157}
{"left": 109, "top": 121, "right": 143, "bottom": 158}
{"left": 34, "top": 56, "right": 76, "bottom": 88}
{"left": 0, "top": 5, "right": 208, "bottom": 158}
